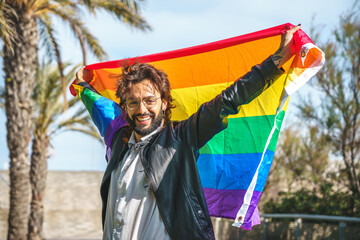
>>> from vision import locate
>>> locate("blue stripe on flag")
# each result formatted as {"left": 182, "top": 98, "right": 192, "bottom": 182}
{"left": 92, "top": 97, "right": 121, "bottom": 136}
{"left": 197, "top": 150, "right": 274, "bottom": 192}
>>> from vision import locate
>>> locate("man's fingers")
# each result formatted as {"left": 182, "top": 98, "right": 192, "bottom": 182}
{"left": 287, "top": 25, "right": 301, "bottom": 35}
{"left": 76, "top": 66, "right": 89, "bottom": 83}
{"left": 273, "top": 24, "right": 302, "bottom": 68}
{"left": 76, "top": 66, "right": 85, "bottom": 76}
{"left": 84, "top": 68, "right": 93, "bottom": 80}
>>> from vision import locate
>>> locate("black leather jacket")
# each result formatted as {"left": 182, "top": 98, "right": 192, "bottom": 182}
{"left": 100, "top": 56, "right": 283, "bottom": 240}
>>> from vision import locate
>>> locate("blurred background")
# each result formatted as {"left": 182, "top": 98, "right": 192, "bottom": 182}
{"left": 0, "top": 0, "right": 359, "bottom": 239}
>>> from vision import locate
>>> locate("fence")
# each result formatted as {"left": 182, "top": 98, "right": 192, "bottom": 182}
{"left": 257, "top": 214, "right": 360, "bottom": 240}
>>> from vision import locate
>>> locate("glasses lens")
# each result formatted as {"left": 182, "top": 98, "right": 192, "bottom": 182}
{"left": 126, "top": 99, "right": 139, "bottom": 110}
{"left": 126, "top": 97, "right": 160, "bottom": 110}
{"left": 144, "top": 97, "right": 158, "bottom": 108}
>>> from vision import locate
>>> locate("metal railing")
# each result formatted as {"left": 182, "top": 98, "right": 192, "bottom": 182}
{"left": 261, "top": 214, "right": 360, "bottom": 240}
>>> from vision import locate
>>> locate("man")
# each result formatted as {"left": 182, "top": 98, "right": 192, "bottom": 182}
{"left": 75, "top": 25, "right": 301, "bottom": 240}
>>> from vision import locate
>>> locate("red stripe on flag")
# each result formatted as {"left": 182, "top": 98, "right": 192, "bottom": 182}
{"left": 85, "top": 23, "right": 295, "bottom": 70}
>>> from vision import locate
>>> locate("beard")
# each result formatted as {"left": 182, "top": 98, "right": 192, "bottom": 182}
{"left": 126, "top": 110, "right": 163, "bottom": 137}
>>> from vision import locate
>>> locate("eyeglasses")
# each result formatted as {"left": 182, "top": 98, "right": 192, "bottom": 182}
{"left": 125, "top": 96, "right": 161, "bottom": 110}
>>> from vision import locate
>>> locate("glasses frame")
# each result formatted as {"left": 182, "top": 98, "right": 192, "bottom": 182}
{"left": 125, "top": 96, "right": 161, "bottom": 111}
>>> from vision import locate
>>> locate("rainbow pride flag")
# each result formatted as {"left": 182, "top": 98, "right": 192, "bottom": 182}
{"left": 70, "top": 23, "right": 324, "bottom": 229}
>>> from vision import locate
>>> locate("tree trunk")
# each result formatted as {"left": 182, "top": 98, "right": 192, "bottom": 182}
{"left": 28, "top": 132, "right": 48, "bottom": 240}
{"left": 3, "top": 6, "right": 39, "bottom": 240}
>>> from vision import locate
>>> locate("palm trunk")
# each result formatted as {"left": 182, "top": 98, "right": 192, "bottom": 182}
{"left": 28, "top": 132, "right": 48, "bottom": 240}
{"left": 3, "top": 6, "right": 39, "bottom": 240}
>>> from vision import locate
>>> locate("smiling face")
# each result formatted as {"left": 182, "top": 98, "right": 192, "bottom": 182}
{"left": 116, "top": 62, "right": 174, "bottom": 126}
{"left": 125, "top": 79, "right": 167, "bottom": 142}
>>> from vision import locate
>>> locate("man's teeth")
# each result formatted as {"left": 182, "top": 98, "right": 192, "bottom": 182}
{"left": 137, "top": 116, "right": 151, "bottom": 121}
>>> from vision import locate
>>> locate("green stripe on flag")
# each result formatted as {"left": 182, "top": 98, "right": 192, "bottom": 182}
{"left": 200, "top": 110, "right": 285, "bottom": 154}
{"left": 80, "top": 88, "right": 102, "bottom": 119}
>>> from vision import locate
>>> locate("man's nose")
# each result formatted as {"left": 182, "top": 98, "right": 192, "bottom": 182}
{"left": 138, "top": 100, "right": 148, "bottom": 114}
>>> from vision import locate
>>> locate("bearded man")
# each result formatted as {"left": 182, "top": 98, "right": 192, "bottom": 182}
{"left": 75, "top": 25, "right": 301, "bottom": 240}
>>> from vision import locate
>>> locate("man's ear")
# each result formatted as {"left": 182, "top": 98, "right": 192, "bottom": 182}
{"left": 162, "top": 100, "right": 168, "bottom": 111}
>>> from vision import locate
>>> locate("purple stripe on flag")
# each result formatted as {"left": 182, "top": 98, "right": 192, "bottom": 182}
{"left": 203, "top": 188, "right": 262, "bottom": 229}
{"left": 242, "top": 193, "right": 262, "bottom": 230}
{"left": 241, "top": 206, "right": 261, "bottom": 230}
{"left": 104, "top": 111, "right": 128, "bottom": 147}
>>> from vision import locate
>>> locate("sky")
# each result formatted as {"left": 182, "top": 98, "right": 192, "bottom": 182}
{"left": 0, "top": 0, "right": 357, "bottom": 172}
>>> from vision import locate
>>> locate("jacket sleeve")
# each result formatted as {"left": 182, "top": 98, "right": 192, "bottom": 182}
{"left": 177, "top": 56, "right": 283, "bottom": 150}
{"left": 74, "top": 82, "right": 128, "bottom": 160}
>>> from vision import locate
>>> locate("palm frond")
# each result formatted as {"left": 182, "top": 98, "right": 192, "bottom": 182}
{"left": 71, "top": 105, "right": 89, "bottom": 116}
{"left": 41, "top": 92, "right": 69, "bottom": 130}
{"left": 119, "top": 0, "right": 142, "bottom": 13}
{"left": 32, "top": 60, "right": 102, "bottom": 146}
{"left": 39, "top": 63, "right": 81, "bottom": 130}
{"left": 41, "top": 95, "right": 77, "bottom": 126}
{"left": 37, "top": 13, "right": 68, "bottom": 109}
{"left": 33, "top": 62, "right": 60, "bottom": 131}
{"left": 80, "top": 0, "right": 96, "bottom": 15}
{"left": 37, "top": 14, "right": 57, "bottom": 60}
{"left": 58, "top": 115, "right": 92, "bottom": 128}
{"left": 86, "top": 0, "right": 151, "bottom": 31}
{"left": 46, "top": 6, "right": 107, "bottom": 62}
{"left": 74, "top": 22, "right": 107, "bottom": 62}
{"left": 64, "top": 63, "right": 82, "bottom": 81}
{"left": 44, "top": 63, "right": 80, "bottom": 104}
{"left": 33, "top": 61, "right": 74, "bottom": 131}
{"left": 34, "top": 0, "right": 76, "bottom": 16}
{"left": 52, "top": 114, "right": 103, "bottom": 144}
{"left": 59, "top": 126, "right": 103, "bottom": 144}
{"left": 33, "top": 0, "right": 75, "bottom": 15}
{"left": 66, "top": 97, "right": 80, "bottom": 109}
{"left": 0, "top": 2, "right": 19, "bottom": 54}
{"left": 29, "top": 0, "right": 49, "bottom": 11}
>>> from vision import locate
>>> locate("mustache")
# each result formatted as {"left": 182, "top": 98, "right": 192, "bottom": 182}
{"left": 132, "top": 113, "right": 155, "bottom": 118}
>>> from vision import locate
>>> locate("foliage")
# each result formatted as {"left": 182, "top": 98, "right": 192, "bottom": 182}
{"left": 2, "top": 0, "right": 150, "bottom": 61}
{"left": 32, "top": 61, "right": 102, "bottom": 141}
{"left": 297, "top": 2, "right": 360, "bottom": 210}
{"left": 264, "top": 182, "right": 360, "bottom": 217}
{"left": 264, "top": 1, "right": 360, "bottom": 217}
{"left": 1, "top": 1, "right": 150, "bottom": 239}
{"left": 27, "top": 62, "right": 102, "bottom": 239}
{"left": 1, "top": 0, "right": 151, "bottom": 106}
{"left": 265, "top": 126, "right": 331, "bottom": 194}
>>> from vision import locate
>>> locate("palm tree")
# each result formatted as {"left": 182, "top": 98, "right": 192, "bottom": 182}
{"left": 29, "top": 61, "right": 102, "bottom": 240}
{"left": 0, "top": 1, "right": 150, "bottom": 239}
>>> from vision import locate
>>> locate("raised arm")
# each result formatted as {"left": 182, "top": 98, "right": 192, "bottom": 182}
{"left": 75, "top": 67, "right": 127, "bottom": 161}
{"left": 272, "top": 24, "right": 302, "bottom": 69}
{"left": 177, "top": 25, "right": 301, "bottom": 149}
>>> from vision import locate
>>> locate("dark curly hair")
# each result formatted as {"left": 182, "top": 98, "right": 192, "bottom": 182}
{"left": 116, "top": 61, "right": 175, "bottom": 124}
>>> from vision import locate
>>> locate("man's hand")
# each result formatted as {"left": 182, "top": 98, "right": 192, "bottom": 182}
{"left": 272, "top": 24, "right": 302, "bottom": 69}
{"left": 75, "top": 66, "right": 94, "bottom": 84}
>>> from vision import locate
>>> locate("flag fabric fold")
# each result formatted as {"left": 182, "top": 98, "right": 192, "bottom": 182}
{"left": 70, "top": 23, "right": 324, "bottom": 229}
